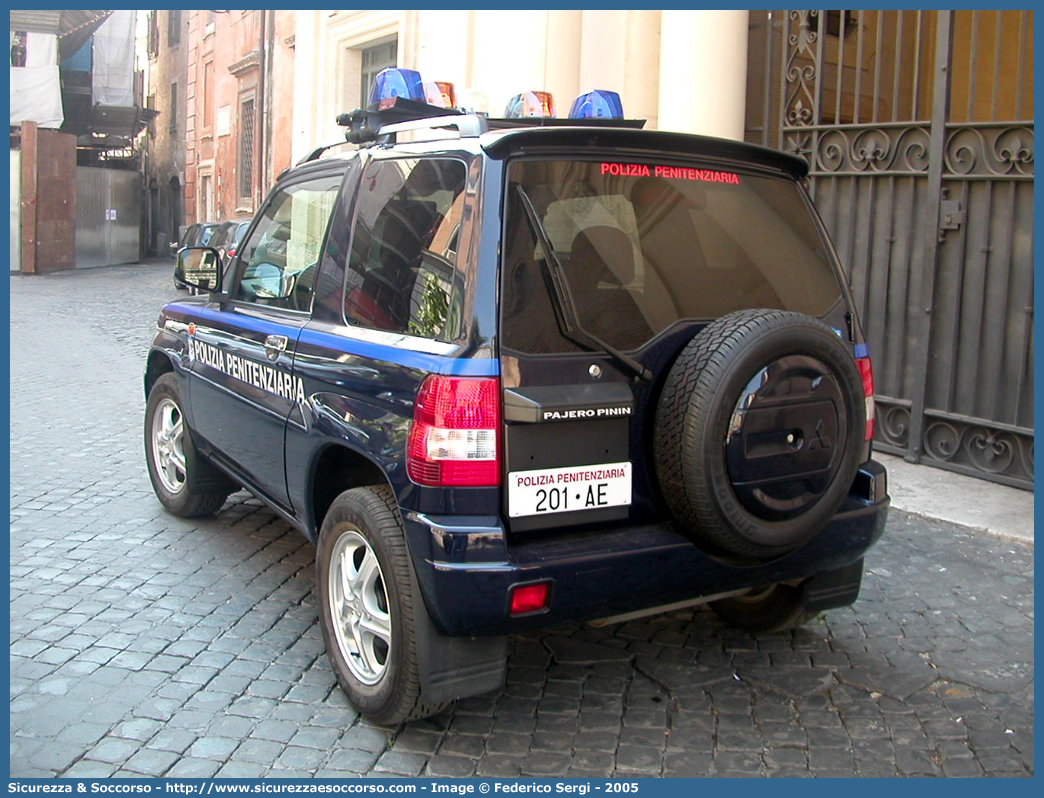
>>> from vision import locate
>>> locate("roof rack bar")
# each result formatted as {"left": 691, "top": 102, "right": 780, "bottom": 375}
{"left": 337, "top": 98, "right": 468, "bottom": 145}
{"left": 333, "top": 97, "right": 645, "bottom": 147}
{"left": 297, "top": 140, "right": 354, "bottom": 166}
{"left": 377, "top": 114, "right": 488, "bottom": 140}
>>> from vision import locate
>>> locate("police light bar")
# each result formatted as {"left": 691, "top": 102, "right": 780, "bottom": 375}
{"left": 423, "top": 81, "right": 456, "bottom": 109}
{"left": 338, "top": 96, "right": 463, "bottom": 144}
{"left": 569, "top": 90, "right": 624, "bottom": 120}
{"left": 368, "top": 68, "right": 425, "bottom": 106}
{"left": 456, "top": 88, "right": 489, "bottom": 116}
{"left": 504, "top": 91, "right": 556, "bottom": 118}
{"left": 340, "top": 71, "right": 645, "bottom": 146}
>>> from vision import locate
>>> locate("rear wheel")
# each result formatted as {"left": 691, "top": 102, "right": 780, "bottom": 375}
{"left": 708, "top": 583, "right": 817, "bottom": 632}
{"left": 316, "top": 486, "right": 449, "bottom": 726}
{"left": 145, "top": 373, "right": 232, "bottom": 517}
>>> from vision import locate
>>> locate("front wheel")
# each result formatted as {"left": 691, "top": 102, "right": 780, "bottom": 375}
{"left": 316, "top": 486, "right": 449, "bottom": 726}
{"left": 144, "top": 373, "right": 232, "bottom": 517}
{"left": 708, "top": 583, "right": 817, "bottom": 633}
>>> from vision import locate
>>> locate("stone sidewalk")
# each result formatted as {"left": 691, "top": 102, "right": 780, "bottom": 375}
{"left": 876, "top": 453, "right": 1033, "bottom": 544}
{"left": 8, "top": 263, "right": 1034, "bottom": 778}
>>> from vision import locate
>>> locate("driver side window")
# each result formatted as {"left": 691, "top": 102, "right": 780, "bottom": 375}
{"left": 233, "top": 173, "right": 342, "bottom": 310}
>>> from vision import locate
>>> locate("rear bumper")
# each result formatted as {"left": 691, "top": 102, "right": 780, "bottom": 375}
{"left": 405, "top": 460, "right": 889, "bottom": 636}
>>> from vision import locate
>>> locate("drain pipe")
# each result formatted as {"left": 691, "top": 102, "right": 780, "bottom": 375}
{"left": 264, "top": 11, "right": 275, "bottom": 193}
{"left": 255, "top": 9, "right": 266, "bottom": 210}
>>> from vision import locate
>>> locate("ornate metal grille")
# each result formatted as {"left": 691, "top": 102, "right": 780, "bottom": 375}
{"left": 748, "top": 10, "right": 1034, "bottom": 488}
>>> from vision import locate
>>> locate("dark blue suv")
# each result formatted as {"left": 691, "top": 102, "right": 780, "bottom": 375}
{"left": 146, "top": 96, "right": 888, "bottom": 725}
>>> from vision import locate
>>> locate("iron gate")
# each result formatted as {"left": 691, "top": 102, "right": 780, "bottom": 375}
{"left": 75, "top": 167, "right": 141, "bottom": 268}
{"left": 747, "top": 9, "right": 1034, "bottom": 488}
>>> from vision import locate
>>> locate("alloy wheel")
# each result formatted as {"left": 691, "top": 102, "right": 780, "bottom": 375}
{"left": 328, "top": 529, "right": 392, "bottom": 685}
{"left": 151, "top": 397, "right": 187, "bottom": 494}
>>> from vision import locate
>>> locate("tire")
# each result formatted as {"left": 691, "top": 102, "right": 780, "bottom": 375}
{"left": 708, "top": 583, "right": 817, "bottom": 633}
{"left": 316, "top": 485, "right": 449, "bottom": 726}
{"left": 655, "top": 309, "right": 865, "bottom": 559}
{"left": 144, "top": 373, "right": 232, "bottom": 517}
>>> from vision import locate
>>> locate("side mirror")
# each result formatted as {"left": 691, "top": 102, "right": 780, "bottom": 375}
{"left": 175, "top": 246, "right": 222, "bottom": 293}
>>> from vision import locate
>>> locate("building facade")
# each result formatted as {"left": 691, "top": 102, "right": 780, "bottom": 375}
{"left": 291, "top": 10, "right": 752, "bottom": 162}
{"left": 183, "top": 10, "right": 295, "bottom": 228}
{"left": 143, "top": 10, "right": 188, "bottom": 255}
{"left": 11, "top": 10, "right": 150, "bottom": 272}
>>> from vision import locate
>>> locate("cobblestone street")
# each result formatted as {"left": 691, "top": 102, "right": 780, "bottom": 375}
{"left": 9, "top": 263, "right": 1034, "bottom": 778}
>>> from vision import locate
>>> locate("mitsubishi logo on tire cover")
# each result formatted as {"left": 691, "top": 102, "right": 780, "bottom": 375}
{"left": 808, "top": 418, "right": 832, "bottom": 451}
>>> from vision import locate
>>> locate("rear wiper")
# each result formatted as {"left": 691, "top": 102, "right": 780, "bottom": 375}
{"left": 514, "top": 185, "right": 651, "bottom": 383}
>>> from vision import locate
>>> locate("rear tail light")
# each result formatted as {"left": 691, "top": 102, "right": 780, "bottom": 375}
{"left": 856, "top": 356, "right": 875, "bottom": 441}
{"left": 407, "top": 375, "right": 500, "bottom": 487}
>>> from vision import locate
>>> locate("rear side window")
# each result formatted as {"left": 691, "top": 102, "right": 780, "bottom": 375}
{"left": 344, "top": 158, "right": 467, "bottom": 339}
{"left": 502, "top": 159, "right": 844, "bottom": 354}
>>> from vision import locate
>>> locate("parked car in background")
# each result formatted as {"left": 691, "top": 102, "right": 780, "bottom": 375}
{"left": 171, "top": 222, "right": 220, "bottom": 257}
{"left": 172, "top": 223, "right": 220, "bottom": 288}
{"left": 208, "top": 218, "right": 252, "bottom": 262}
{"left": 174, "top": 219, "right": 252, "bottom": 293}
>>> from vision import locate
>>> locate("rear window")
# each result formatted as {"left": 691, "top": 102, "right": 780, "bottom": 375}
{"left": 501, "top": 158, "right": 843, "bottom": 354}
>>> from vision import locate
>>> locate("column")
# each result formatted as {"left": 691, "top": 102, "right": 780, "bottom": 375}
{"left": 658, "top": 10, "right": 749, "bottom": 139}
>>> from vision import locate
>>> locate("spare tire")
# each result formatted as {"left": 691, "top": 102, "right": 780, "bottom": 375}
{"left": 654, "top": 309, "right": 866, "bottom": 559}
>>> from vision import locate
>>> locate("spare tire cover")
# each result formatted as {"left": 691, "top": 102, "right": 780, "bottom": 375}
{"left": 654, "top": 309, "right": 866, "bottom": 559}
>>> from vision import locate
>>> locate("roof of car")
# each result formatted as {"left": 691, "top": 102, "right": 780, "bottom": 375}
{"left": 478, "top": 126, "right": 809, "bottom": 178}
{"left": 281, "top": 115, "right": 809, "bottom": 186}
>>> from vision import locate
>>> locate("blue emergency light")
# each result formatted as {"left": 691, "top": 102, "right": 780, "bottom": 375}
{"left": 569, "top": 90, "right": 624, "bottom": 119}
{"left": 368, "top": 68, "right": 425, "bottom": 106}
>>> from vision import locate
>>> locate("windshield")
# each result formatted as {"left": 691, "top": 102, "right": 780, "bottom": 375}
{"left": 501, "top": 158, "right": 843, "bottom": 354}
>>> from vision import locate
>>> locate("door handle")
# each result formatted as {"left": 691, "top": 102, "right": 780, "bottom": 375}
{"left": 264, "top": 334, "right": 289, "bottom": 359}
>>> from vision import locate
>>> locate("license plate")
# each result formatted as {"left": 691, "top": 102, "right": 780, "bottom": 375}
{"left": 508, "top": 462, "right": 631, "bottom": 518}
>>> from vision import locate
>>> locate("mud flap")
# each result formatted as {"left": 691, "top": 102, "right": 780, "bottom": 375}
{"left": 414, "top": 607, "right": 508, "bottom": 704}
{"left": 800, "top": 557, "right": 865, "bottom": 612}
